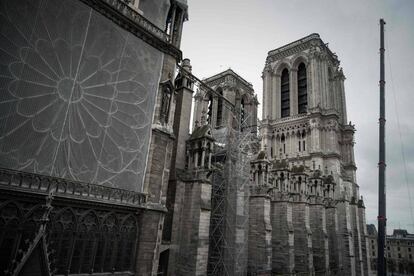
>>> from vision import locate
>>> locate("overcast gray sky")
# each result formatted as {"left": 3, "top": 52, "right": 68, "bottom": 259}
{"left": 180, "top": 0, "right": 414, "bottom": 233}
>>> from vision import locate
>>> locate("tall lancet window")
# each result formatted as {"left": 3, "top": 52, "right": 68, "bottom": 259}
{"left": 206, "top": 94, "right": 213, "bottom": 125}
{"left": 281, "top": 68, "right": 290, "bottom": 118}
{"left": 216, "top": 89, "right": 223, "bottom": 126}
{"left": 297, "top": 63, "right": 308, "bottom": 114}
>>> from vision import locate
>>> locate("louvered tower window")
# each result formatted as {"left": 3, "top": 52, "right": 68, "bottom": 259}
{"left": 298, "top": 63, "right": 307, "bottom": 114}
{"left": 281, "top": 69, "right": 290, "bottom": 118}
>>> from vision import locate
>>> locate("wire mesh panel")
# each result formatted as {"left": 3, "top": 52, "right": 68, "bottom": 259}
{"left": 0, "top": 0, "right": 163, "bottom": 191}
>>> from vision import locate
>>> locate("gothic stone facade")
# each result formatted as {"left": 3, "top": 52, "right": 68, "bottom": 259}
{"left": 251, "top": 33, "right": 370, "bottom": 275}
{"left": 0, "top": 0, "right": 187, "bottom": 275}
{"left": 165, "top": 34, "right": 371, "bottom": 276}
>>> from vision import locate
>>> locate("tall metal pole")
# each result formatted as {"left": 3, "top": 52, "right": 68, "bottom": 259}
{"left": 377, "top": 18, "right": 386, "bottom": 276}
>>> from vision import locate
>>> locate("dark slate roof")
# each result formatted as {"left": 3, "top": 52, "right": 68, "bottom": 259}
{"left": 272, "top": 159, "right": 288, "bottom": 170}
{"left": 393, "top": 229, "right": 409, "bottom": 237}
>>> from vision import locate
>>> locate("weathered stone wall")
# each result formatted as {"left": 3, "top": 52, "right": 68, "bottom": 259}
{"left": 136, "top": 210, "right": 165, "bottom": 275}
{"left": 271, "top": 200, "right": 294, "bottom": 274}
{"left": 292, "top": 200, "right": 313, "bottom": 274}
{"left": 248, "top": 195, "right": 272, "bottom": 275}
{"left": 336, "top": 200, "right": 356, "bottom": 276}
{"left": 326, "top": 206, "right": 340, "bottom": 273}
{"left": 358, "top": 205, "right": 370, "bottom": 276}
{"left": 310, "top": 202, "right": 329, "bottom": 275}
{"left": 350, "top": 202, "right": 363, "bottom": 275}
{"left": 169, "top": 180, "right": 211, "bottom": 276}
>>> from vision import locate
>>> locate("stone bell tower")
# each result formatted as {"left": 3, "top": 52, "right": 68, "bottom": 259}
{"left": 255, "top": 34, "right": 370, "bottom": 275}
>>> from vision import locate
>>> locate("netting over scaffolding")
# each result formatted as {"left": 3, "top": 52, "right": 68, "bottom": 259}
{"left": 174, "top": 64, "right": 259, "bottom": 275}
{"left": 207, "top": 114, "right": 257, "bottom": 276}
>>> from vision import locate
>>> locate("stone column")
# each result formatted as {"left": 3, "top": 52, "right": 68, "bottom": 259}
{"left": 321, "top": 59, "right": 329, "bottom": 109}
{"left": 248, "top": 193, "right": 272, "bottom": 275}
{"left": 168, "top": 180, "right": 211, "bottom": 276}
{"left": 350, "top": 200, "right": 363, "bottom": 276}
{"left": 275, "top": 73, "right": 281, "bottom": 119}
{"left": 326, "top": 205, "right": 341, "bottom": 273}
{"left": 290, "top": 68, "right": 298, "bottom": 116}
{"left": 263, "top": 71, "right": 270, "bottom": 119}
{"left": 292, "top": 200, "right": 313, "bottom": 274}
{"left": 358, "top": 199, "right": 371, "bottom": 276}
{"left": 271, "top": 73, "right": 278, "bottom": 120}
{"left": 338, "top": 74, "right": 347, "bottom": 125}
{"left": 310, "top": 200, "right": 330, "bottom": 275}
{"left": 136, "top": 210, "right": 165, "bottom": 276}
{"left": 310, "top": 57, "right": 320, "bottom": 108}
{"left": 336, "top": 199, "right": 356, "bottom": 276}
{"left": 271, "top": 198, "right": 295, "bottom": 275}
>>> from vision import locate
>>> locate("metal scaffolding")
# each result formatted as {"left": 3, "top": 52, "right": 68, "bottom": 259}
{"left": 176, "top": 64, "right": 258, "bottom": 275}
{"left": 207, "top": 114, "right": 257, "bottom": 276}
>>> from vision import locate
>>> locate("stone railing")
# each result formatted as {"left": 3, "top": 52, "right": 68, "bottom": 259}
{"left": 102, "top": 0, "right": 169, "bottom": 42}
{"left": 0, "top": 167, "right": 147, "bottom": 208}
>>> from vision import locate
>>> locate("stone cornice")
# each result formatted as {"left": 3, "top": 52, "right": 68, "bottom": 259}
{"left": 0, "top": 167, "right": 148, "bottom": 209}
{"left": 202, "top": 69, "right": 254, "bottom": 93}
{"left": 266, "top": 33, "right": 338, "bottom": 68}
{"left": 80, "top": 0, "right": 182, "bottom": 61}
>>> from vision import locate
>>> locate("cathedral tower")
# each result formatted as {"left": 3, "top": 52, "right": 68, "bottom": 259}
{"left": 255, "top": 34, "right": 370, "bottom": 275}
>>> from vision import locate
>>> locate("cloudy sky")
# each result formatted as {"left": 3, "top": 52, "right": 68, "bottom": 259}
{"left": 180, "top": 0, "right": 414, "bottom": 233}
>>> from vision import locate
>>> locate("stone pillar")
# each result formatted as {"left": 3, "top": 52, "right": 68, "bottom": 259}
{"left": 350, "top": 199, "right": 363, "bottom": 276}
{"left": 271, "top": 73, "right": 278, "bottom": 120}
{"left": 310, "top": 57, "right": 320, "bottom": 108}
{"left": 358, "top": 199, "right": 371, "bottom": 276}
{"left": 248, "top": 193, "right": 272, "bottom": 275}
{"left": 168, "top": 180, "right": 211, "bottom": 276}
{"left": 290, "top": 68, "right": 298, "bottom": 116}
{"left": 310, "top": 201, "right": 330, "bottom": 275}
{"left": 326, "top": 205, "right": 341, "bottom": 273}
{"left": 338, "top": 73, "right": 347, "bottom": 125}
{"left": 336, "top": 199, "right": 356, "bottom": 276}
{"left": 262, "top": 71, "right": 269, "bottom": 119}
{"left": 292, "top": 200, "right": 313, "bottom": 274}
{"left": 275, "top": 73, "right": 281, "bottom": 119}
{"left": 136, "top": 210, "right": 165, "bottom": 275}
{"left": 271, "top": 198, "right": 295, "bottom": 275}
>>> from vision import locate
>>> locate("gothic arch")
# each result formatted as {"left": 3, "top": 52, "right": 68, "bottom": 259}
{"left": 70, "top": 210, "right": 101, "bottom": 274}
{"left": 291, "top": 54, "right": 309, "bottom": 70}
{"left": 273, "top": 61, "right": 291, "bottom": 76}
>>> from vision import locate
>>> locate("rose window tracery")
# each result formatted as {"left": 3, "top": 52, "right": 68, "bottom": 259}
{"left": 0, "top": 0, "right": 163, "bottom": 191}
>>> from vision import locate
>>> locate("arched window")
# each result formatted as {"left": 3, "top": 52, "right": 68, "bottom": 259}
{"left": 206, "top": 94, "right": 213, "bottom": 125}
{"left": 216, "top": 89, "right": 223, "bottom": 126}
{"left": 240, "top": 98, "right": 246, "bottom": 130}
{"left": 281, "top": 68, "right": 290, "bottom": 117}
{"left": 298, "top": 63, "right": 307, "bottom": 114}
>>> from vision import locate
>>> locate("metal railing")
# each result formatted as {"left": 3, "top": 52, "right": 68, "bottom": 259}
{"left": 0, "top": 167, "right": 147, "bottom": 207}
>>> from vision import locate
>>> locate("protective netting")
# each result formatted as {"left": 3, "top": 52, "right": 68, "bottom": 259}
{"left": 0, "top": 0, "right": 163, "bottom": 191}
{"left": 208, "top": 120, "right": 254, "bottom": 276}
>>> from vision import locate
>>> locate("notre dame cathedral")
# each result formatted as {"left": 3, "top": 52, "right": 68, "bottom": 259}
{"left": 0, "top": 0, "right": 370, "bottom": 275}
